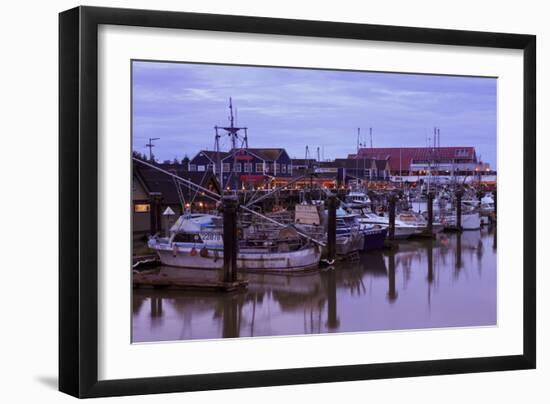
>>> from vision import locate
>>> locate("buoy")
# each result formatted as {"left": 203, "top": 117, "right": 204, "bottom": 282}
{"left": 200, "top": 247, "right": 208, "bottom": 257}
{"left": 190, "top": 247, "right": 196, "bottom": 256}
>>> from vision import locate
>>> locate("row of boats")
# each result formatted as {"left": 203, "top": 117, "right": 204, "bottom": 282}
{"left": 147, "top": 190, "right": 495, "bottom": 273}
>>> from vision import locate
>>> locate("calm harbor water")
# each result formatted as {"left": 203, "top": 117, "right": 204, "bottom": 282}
{"left": 132, "top": 227, "right": 497, "bottom": 342}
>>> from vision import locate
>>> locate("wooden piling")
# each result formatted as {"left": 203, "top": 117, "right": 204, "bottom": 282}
{"left": 427, "top": 192, "right": 434, "bottom": 236}
{"left": 326, "top": 194, "right": 338, "bottom": 262}
{"left": 148, "top": 192, "right": 162, "bottom": 235}
{"left": 388, "top": 194, "right": 396, "bottom": 240}
{"left": 222, "top": 196, "right": 239, "bottom": 283}
{"left": 455, "top": 189, "right": 463, "bottom": 232}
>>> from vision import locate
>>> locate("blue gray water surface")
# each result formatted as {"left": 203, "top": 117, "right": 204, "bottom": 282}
{"left": 132, "top": 227, "right": 496, "bottom": 342}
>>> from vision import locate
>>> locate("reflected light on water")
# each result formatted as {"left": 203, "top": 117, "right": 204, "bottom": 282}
{"left": 132, "top": 227, "right": 497, "bottom": 342}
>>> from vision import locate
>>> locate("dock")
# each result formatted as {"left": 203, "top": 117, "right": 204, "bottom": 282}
{"left": 133, "top": 268, "right": 248, "bottom": 292}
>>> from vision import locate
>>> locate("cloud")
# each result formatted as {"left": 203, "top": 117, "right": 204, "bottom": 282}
{"left": 132, "top": 62, "right": 497, "bottom": 167}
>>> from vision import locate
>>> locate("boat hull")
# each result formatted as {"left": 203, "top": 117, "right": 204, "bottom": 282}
{"left": 149, "top": 242, "right": 322, "bottom": 272}
{"left": 443, "top": 213, "right": 481, "bottom": 231}
{"left": 362, "top": 228, "right": 387, "bottom": 251}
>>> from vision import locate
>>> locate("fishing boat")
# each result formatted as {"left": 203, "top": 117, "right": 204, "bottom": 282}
{"left": 344, "top": 191, "right": 371, "bottom": 209}
{"left": 480, "top": 193, "right": 495, "bottom": 214}
{"left": 148, "top": 213, "right": 322, "bottom": 272}
{"left": 353, "top": 209, "right": 420, "bottom": 239}
{"left": 398, "top": 211, "right": 445, "bottom": 235}
{"left": 441, "top": 211, "right": 481, "bottom": 230}
{"left": 335, "top": 208, "right": 387, "bottom": 252}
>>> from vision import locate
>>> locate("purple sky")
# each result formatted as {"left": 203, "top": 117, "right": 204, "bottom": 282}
{"left": 132, "top": 61, "right": 497, "bottom": 168}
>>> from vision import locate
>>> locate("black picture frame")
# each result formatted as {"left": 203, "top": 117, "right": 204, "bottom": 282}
{"left": 59, "top": 5, "right": 536, "bottom": 398}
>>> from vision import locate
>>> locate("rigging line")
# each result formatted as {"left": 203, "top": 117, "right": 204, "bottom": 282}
{"left": 190, "top": 169, "right": 209, "bottom": 205}
{"left": 239, "top": 205, "right": 326, "bottom": 247}
{"left": 133, "top": 158, "right": 221, "bottom": 201}
{"left": 244, "top": 173, "right": 311, "bottom": 208}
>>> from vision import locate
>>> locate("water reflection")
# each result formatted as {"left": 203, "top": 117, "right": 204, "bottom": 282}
{"left": 133, "top": 227, "right": 497, "bottom": 342}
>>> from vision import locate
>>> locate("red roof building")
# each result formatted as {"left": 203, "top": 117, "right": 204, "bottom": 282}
{"left": 349, "top": 147, "right": 478, "bottom": 173}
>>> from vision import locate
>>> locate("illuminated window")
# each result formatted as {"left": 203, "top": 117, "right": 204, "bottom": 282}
{"left": 134, "top": 203, "right": 150, "bottom": 213}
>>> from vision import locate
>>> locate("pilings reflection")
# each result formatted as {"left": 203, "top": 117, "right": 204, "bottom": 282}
{"left": 325, "top": 269, "right": 340, "bottom": 330}
{"left": 387, "top": 251, "right": 398, "bottom": 303}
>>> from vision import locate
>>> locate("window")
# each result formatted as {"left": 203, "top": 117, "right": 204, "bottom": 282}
{"left": 244, "top": 163, "right": 252, "bottom": 173}
{"left": 235, "top": 163, "right": 242, "bottom": 172}
{"left": 134, "top": 203, "right": 150, "bottom": 213}
{"left": 189, "top": 164, "right": 197, "bottom": 171}
{"left": 223, "top": 163, "right": 231, "bottom": 172}
{"left": 173, "top": 233, "right": 202, "bottom": 243}
{"left": 275, "top": 163, "right": 280, "bottom": 173}
{"left": 256, "top": 163, "right": 264, "bottom": 173}
{"left": 197, "top": 165, "right": 205, "bottom": 172}
{"left": 282, "top": 164, "right": 287, "bottom": 173}
{"left": 265, "top": 163, "right": 273, "bottom": 172}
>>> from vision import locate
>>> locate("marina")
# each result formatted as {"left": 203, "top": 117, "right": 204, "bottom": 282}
{"left": 131, "top": 68, "right": 498, "bottom": 342}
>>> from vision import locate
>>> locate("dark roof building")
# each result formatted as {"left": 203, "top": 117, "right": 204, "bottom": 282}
{"left": 132, "top": 162, "right": 221, "bottom": 240}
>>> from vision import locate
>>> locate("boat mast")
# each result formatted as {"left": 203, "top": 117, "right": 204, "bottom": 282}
{"left": 215, "top": 97, "right": 248, "bottom": 193}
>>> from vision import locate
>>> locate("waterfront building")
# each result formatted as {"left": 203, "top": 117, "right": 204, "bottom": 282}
{"left": 133, "top": 162, "right": 221, "bottom": 244}
{"left": 349, "top": 146, "right": 486, "bottom": 176}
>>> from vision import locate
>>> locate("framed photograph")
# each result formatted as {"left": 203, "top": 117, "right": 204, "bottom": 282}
{"left": 59, "top": 6, "right": 536, "bottom": 398}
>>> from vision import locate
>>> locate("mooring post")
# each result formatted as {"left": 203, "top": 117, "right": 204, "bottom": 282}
{"left": 326, "top": 194, "right": 338, "bottom": 262}
{"left": 222, "top": 196, "right": 238, "bottom": 283}
{"left": 455, "top": 189, "right": 463, "bottom": 232}
{"left": 148, "top": 192, "right": 162, "bottom": 235}
{"left": 388, "top": 194, "right": 396, "bottom": 240}
{"left": 427, "top": 192, "right": 434, "bottom": 236}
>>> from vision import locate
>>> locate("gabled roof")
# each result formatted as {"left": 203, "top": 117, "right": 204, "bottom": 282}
{"left": 222, "top": 148, "right": 287, "bottom": 162}
{"left": 133, "top": 162, "right": 220, "bottom": 204}
{"left": 191, "top": 150, "right": 230, "bottom": 163}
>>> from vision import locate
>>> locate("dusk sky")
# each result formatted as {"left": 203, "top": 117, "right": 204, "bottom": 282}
{"left": 132, "top": 61, "right": 497, "bottom": 168}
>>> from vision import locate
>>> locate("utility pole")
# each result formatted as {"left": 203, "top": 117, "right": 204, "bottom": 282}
{"left": 145, "top": 137, "right": 160, "bottom": 161}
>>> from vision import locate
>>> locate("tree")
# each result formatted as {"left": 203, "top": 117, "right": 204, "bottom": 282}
{"left": 181, "top": 155, "right": 190, "bottom": 171}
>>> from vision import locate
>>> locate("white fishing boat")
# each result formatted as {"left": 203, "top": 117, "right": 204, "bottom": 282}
{"left": 442, "top": 212, "right": 481, "bottom": 230}
{"left": 148, "top": 213, "right": 322, "bottom": 272}
{"left": 480, "top": 193, "right": 495, "bottom": 215}
{"left": 398, "top": 211, "right": 445, "bottom": 235}
{"left": 344, "top": 191, "right": 371, "bottom": 209}
{"left": 354, "top": 210, "right": 420, "bottom": 239}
